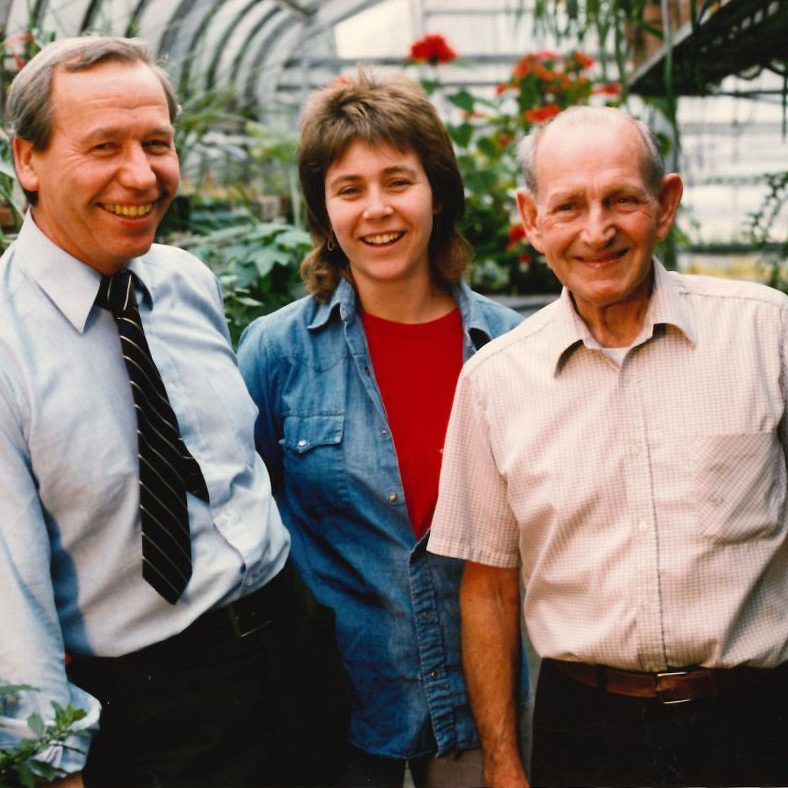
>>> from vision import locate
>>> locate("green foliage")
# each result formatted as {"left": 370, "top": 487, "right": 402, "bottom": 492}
{"left": 177, "top": 201, "right": 310, "bottom": 346}
{"left": 0, "top": 683, "right": 87, "bottom": 787}
{"left": 746, "top": 171, "right": 788, "bottom": 289}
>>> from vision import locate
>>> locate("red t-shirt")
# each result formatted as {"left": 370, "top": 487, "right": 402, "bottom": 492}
{"left": 361, "top": 308, "right": 464, "bottom": 539}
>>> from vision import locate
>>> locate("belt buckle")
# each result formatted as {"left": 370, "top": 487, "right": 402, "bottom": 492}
{"left": 228, "top": 603, "right": 273, "bottom": 639}
{"left": 655, "top": 669, "right": 694, "bottom": 705}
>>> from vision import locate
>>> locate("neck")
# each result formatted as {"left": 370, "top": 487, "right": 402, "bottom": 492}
{"left": 574, "top": 293, "right": 652, "bottom": 348}
{"left": 355, "top": 275, "right": 456, "bottom": 324}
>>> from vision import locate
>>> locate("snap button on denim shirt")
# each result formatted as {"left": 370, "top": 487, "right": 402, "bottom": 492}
{"left": 238, "top": 278, "right": 526, "bottom": 759}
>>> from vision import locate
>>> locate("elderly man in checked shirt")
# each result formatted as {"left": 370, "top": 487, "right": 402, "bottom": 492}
{"left": 429, "top": 106, "right": 788, "bottom": 788}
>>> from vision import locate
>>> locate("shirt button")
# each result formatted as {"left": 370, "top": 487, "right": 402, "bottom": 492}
{"left": 638, "top": 519, "right": 649, "bottom": 532}
{"left": 388, "top": 493, "right": 398, "bottom": 504}
{"left": 380, "top": 429, "right": 389, "bottom": 437}
{"left": 297, "top": 439, "right": 307, "bottom": 448}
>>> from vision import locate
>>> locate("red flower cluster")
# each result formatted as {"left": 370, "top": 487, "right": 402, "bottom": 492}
{"left": 409, "top": 34, "right": 458, "bottom": 65}
{"left": 593, "top": 83, "right": 621, "bottom": 96}
{"left": 524, "top": 103, "right": 561, "bottom": 123}
{"left": 506, "top": 223, "right": 527, "bottom": 251}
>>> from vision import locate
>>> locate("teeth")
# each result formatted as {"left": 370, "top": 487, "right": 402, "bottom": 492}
{"left": 363, "top": 232, "right": 401, "bottom": 245}
{"left": 104, "top": 203, "right": 153, "bottom": 218}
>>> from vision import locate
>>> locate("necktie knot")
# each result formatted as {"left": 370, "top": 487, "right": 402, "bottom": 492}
{"left": 96, "top": 269, "right": 136, "bottom": 317}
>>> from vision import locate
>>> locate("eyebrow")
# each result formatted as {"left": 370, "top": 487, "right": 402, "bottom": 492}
{"left": 82, "top": 124, "right": 174, "bottom": 143}
{"left": 327, "top": 164, "right": 419, "bottom": 190}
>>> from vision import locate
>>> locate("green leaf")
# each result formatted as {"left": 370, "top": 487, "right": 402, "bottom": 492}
{"left": 447, "top": 89, "right": 476, "bottom": 113}
{"left": 448, "top": 123, "right": 474, "bottom": 149}
{"left": 27, "top": 713, "right": 45, "bottom": 738}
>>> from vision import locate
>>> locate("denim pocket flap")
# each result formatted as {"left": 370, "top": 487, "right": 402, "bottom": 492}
{"left": 282, "top": 414, "right": 344, "bottom": 454}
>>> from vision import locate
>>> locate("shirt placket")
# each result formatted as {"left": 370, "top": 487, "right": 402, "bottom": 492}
{"left": 619, "top": 356, "right": 668, "bottom": 671}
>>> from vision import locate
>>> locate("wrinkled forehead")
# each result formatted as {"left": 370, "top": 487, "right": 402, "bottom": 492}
{"left": 536, "top": 117, "right": 651, "bottom": 190}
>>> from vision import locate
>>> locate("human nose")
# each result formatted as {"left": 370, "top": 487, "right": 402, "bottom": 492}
{"left": 580, "top": 204, "right": 615, "bottom": 247}
{"left": 118, "top": 143, "right": 157, "bottom": 190}
{"left": 362, "top": 188, "right": 392, "bottom": 220}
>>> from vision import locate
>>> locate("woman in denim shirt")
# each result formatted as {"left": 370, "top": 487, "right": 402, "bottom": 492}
{"left": 238, "top": 70, "right": 526, "bottom": 787}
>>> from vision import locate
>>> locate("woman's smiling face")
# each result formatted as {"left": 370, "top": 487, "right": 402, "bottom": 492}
{"left": 324, "top": 139, "right": 437, "bottom": 296}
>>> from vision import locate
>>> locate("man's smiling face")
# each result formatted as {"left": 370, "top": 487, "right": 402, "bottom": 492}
{"left": 14, "top": 59, "right": 179, "bottom": 274}
{"left": 518, "top": 117, "right": 679, "bottom": 327}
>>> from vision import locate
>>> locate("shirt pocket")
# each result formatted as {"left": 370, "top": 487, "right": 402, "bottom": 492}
{"left": 693, "top": 431, "right": 786, "bottom": 543}
{"left": 281, "top": 413, "right": 349, "bottom": 514}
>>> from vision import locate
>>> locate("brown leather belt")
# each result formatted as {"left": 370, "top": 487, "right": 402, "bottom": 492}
{"left": 548, "top": 658, "right": 786, "bottom": 705}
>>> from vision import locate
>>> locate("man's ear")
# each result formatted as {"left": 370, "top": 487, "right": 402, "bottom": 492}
{"left": 516, "top": 188, "right": 544, "bottom": 252}
{"left": 12, "top": 136, "right": 40, "bottom": 194}
{"left": 655, "top": 173, "right": 683, "bottom": 241}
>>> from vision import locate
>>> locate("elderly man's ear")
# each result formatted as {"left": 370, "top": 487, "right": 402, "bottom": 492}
{"left": 515, "top": 188, "right": 543, "bottom": 253}
{"left": 655, "top": 173, "right": 683, "bottom": 241}
{"left": 12, "top": 136, "right": 39, "bottom": 194}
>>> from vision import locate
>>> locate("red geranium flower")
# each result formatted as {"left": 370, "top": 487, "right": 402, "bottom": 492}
{"left": 507, "top": 223, "right": 527, "bottom": 251}
{"left": 572, "top": 51, "right": 595, "bottom": 70}
{"left": 409, "top": 34, "right": 458, "bottom": 65}
{"left": 524, "top": 103, "right": 561, "bottom": 123}
{"left": 593, "top": 83, "right": 621, "bottom": 96}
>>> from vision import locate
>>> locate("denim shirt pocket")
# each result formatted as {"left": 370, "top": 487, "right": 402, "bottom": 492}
{"left": 281, "top": 413, "right": 350, "bottom": 514}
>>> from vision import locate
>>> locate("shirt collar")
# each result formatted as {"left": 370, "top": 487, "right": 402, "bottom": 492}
{"left": 17, "top": 211, "right": 156, "bottom": 334}
{"left": 307, "top": 276, "right": 493, "bottom": 342}
{"left": 307, "top": 276, "right": 356, "bottom": 330}
{"left": 546, "top": 258, "right": 696, "bottom": 375}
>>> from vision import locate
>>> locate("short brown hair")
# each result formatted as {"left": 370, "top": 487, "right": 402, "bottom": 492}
{"left": 298, "top": 69, "right": 470, "bottom": 301}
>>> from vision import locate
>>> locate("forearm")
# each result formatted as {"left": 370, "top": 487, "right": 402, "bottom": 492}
{"left": 461, "top": 561, "right": 529, "bottom": 788}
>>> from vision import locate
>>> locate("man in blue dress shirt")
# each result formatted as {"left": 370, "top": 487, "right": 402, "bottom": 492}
{"left": 0, "top": 36, "right": 347, "bottom": 787}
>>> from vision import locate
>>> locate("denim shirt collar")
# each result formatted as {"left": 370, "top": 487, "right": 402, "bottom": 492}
{"left": 307, "top": 276, "right": 496, "bottom": 353}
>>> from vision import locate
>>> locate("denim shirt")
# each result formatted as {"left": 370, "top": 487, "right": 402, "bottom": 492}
{"left": 238, "top": 278, "right": 525, "bottom": 759}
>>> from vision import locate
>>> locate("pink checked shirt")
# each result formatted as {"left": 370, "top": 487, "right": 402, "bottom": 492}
{"left": 429, "top": 261, "right": 788, "bottom": 672}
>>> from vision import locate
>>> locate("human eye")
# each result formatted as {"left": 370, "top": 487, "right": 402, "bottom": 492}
{"left": 143, "top": 138, "right": 173, "bottom": 153}
{"left": 336, "top": 185, "right": 360, "bottom": 197}
{"left": 90, "top": 141, "right": 117, "bottom": 154}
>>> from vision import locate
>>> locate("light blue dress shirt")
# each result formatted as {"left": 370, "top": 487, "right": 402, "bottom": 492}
{"left": 0, "top": 213, "right": 290, "bottom": 772}
{"left": 238, "top": 277, "right": 527, "bottom": 759}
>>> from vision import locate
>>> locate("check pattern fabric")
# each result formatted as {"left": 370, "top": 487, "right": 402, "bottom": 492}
{"left": 96, "top": 269, "right": 209, "bottom": 604}
{"left": 430, "top": 261, "right": 788, "bottom": 671}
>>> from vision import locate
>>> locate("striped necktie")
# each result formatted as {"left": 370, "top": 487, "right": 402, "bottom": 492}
{"left": 96, "top": 269, "right": 209, "bottom": 604}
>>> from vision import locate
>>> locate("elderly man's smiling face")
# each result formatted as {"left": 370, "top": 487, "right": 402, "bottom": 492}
{"left": 14, "top": 60, "right": 179, "bottom": 274}
{"left": 518, "top": 114, "right": 682, "bottom": 341}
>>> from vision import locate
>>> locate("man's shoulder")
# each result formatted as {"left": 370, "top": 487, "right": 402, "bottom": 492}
{"left": 672, "top": 269, "right": 788, "bottom": 309}
{"left": 143, "top": 242, "right": 213, "bottom": 280}
{"left": 461, "top": 296, "right": 564, "bottom": 378}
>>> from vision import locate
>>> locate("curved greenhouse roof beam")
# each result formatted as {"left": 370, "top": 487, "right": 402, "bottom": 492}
{"left": 206, "top": 5, "right": 279, "bottom": 91}
{"left": 251, "top": 0, "right": 388, "bottom": 111}
{"left": 231, "top": 10, "right": 301, "bottom": 106}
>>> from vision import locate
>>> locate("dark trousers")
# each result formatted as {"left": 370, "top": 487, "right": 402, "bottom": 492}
{"left": 68, "top": 561, "right": 350, "bottom": 787}
{"left": 531, "top": 657, "right": 788, "bottom": 787}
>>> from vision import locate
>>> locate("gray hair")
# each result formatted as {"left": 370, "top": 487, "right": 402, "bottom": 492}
{"left": 6, "top": 35, "right": 179, "bottom": 151}
{"left": 516, "top": 106, "right": 665, "bottom": 195}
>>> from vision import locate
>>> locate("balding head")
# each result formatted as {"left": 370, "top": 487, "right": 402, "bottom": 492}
{"left": 517, "top": 107, "right": 665, "bottom": 197}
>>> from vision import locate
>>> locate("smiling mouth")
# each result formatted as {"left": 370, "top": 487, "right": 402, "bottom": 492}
{"left": 361, "top": 231, "right": 404, "bottom": 246}
{"left": 579, "top": 248, "right": 628, "bottom": 264}
{"left": 102, "top": 203, "right": 155, "bottom": 218}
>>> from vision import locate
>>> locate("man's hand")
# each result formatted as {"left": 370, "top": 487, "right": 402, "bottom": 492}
{"left": 461, "top": 561, "right": 530, "bottom": 788}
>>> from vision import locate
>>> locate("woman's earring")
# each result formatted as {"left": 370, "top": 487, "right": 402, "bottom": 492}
{"left": 326, "top": 232, "right": 336, "bottom": 252}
